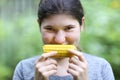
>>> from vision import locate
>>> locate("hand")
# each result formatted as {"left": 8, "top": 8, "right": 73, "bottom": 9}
{"left": 67, "top": 49, "right": 88, "bottom": 80}
{"left": 34, "top": 52, "right": 57, "bottom": 80}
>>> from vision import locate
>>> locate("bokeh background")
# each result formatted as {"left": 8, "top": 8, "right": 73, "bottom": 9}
{"left": 0, "top": 0, "right": 120, "bottom": 80}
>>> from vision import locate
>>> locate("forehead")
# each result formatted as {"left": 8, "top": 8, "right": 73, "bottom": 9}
{"left": 41, "top": 14, "right": 80, "bottom": 27}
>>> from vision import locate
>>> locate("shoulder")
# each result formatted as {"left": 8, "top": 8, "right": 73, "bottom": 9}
{"left": 14, "top": 55, "right": 40, "bottom": 70}
{"left": 13, "top": 56, "right": 40, "bottom": 80}
{"left": 83, "top": 53, "right": 115, "bottom": 80}
{"left": 83, "top": 53, "right": 109, "bottom": 65}
{"left": 83, "top": 53, "right": 112, "bottom": 73}
{"left": 19, "top": 56, "right": 39, "bottom": 65}
{"left": 16, "top": 56, "right": 40, "bottom": 70}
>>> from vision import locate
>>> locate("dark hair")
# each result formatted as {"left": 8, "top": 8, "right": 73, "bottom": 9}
{"left": 38, "top": 0, "right": 84, "bottom": 25}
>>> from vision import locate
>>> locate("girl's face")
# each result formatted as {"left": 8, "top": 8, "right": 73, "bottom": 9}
{"left": 40, "top": 14, "right": 83, "bottom": 47}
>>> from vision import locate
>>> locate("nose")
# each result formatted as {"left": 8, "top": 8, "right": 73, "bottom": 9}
{"left": 54, "top": 30, "right": 66, "bottom": 44}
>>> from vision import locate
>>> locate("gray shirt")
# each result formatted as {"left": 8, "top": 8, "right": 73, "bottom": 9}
{"left": 13, "top": 53, "right": 115, "bottom": 80}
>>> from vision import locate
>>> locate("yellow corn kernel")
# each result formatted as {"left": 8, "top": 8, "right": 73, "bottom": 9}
{"left": 43, "top": 45, "right": 76, "bottom": 58}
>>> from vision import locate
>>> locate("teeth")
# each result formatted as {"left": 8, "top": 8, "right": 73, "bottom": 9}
{"left": 43, "top": 45, "right": 76, "bottom": 58}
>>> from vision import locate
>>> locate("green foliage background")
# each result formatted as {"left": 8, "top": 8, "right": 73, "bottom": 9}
{"left": 0, "top": 0, "right": 120, "bottom": 80}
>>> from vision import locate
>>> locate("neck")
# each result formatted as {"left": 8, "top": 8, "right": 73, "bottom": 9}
{"left": 55, "top": 57, "right": 69, "bottom": 63}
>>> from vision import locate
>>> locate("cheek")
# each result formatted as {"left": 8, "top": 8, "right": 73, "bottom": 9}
{"left": 42, "top": 32, "right": 54, "bottom": 44}
{"left": 67, "top": 31, "right": 80, "bottom": 43}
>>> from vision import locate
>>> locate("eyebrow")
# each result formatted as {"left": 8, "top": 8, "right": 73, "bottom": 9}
{"left": 43, "top": 24, "right": 76, "bottom": 29}
{"left": 43, "top": 25, "right": 53, "bottom": 28}
{"left": 64, "top": 25, "right": 76, "bottom": 27}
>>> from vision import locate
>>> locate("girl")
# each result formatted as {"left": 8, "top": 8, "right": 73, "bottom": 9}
{"left": 13, "top": 0, "right": 115, "bottom": 80}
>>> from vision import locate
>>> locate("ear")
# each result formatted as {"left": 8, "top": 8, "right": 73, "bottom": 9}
{"left": 37, "top": 19, "right": 40, "bottom": 25}
{"left": 80, "top": 17, "right": 85, "bottom": 31}
{"left": 37, "top": 19, "right": 41, "bottom": 31}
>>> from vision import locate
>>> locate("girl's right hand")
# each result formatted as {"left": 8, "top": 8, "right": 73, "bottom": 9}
{"left": 34, "top": 52, "right": 57, "bottom": 80}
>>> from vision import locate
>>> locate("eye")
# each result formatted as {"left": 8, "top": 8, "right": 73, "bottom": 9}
{"left": 44, "top": 26, "right": 55, "bottom": 31}
{"left": 64, "top": 25, "right": 75, "bottom": 31}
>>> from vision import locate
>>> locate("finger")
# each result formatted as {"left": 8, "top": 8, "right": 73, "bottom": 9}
{"left": 70, "top": 56, "right": 88, "bottom": 70}
{"left": 68, "top": 65, "right": 84, "bottom": 77}
{"left": 68, "top": 49, "right": 86, "bottom": 62}
{"left": 36, "top": 59, "right": 57, "bottom": 68}
{"left": 69, "top": 62, "right": 86, "bottom": 72}
{"left": 42, "top": 70, "right": 57, "bottom": 77}
{"left": 69, "top": 63, "right": 79, "bottom": 71}
{"left": 70, "top": 56, "right": 79, "bottom": 65}
{"left": 38, "top": 51, "right": 57, "bottom": 62}
{"left": 38, "top": 64, "right": 57, "bottom": 73}
{"left": 46, "top": 58, "right": 57, "bottom": 65}
{"left": 67, "top": 68, "right": 79, "bottom": 77}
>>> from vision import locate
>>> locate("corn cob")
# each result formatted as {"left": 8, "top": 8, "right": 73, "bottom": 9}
{"left": 43, "top": 45, "right": 76, "bottom": 58}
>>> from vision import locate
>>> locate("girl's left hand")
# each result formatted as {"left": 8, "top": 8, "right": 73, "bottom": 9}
{"left": 67, "top": 49, "right": 88, "bottom": 80}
